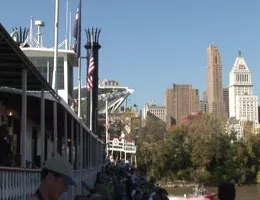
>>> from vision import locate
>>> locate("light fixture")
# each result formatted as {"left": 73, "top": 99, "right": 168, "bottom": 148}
{"left": 7, "top": 111, "right": 13, "bottom": 117}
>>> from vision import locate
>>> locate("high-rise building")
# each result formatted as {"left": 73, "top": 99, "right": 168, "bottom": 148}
{"left": 229, "top": 50, "right": 258, "bottom": 122}
{"left": 223, "top": 88, "right": 229, "bottom": 117}
{"left": 165, "top": 84, "right": 200, "bottom": 126}
{"left": 206, "top": 45, "right": 226, "bottom": 116}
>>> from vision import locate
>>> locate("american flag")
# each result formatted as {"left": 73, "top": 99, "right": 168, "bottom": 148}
{"left": 87, "top": 56, "right": 95, "bottom": 90}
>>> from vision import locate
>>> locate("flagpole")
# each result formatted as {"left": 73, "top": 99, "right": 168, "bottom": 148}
{"left": 90, "top": 90, "right": 93, "bottom": 131}
{"left": 89, "top": 38, "right": 93, "bottom": 131}
{"left": 52, "top": 0, "right": 59, "bottom": 90}
{"left": 74, "top": 0, "right": 81, "bottom": 119}
{"left": 69, "top": 10, "right": 72, "bottom": 49}
{"left": 78, "top": 58, "right": 81, "bottom": 118}
{"left": 65, "top": 0, "right": 69, "bottom": 50}
{"left": 105, "top": 99, "right": 108, "bottom": 156}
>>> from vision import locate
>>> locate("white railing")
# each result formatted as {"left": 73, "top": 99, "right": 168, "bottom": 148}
{"left": 0, "top": 166, "right": 102, "bottom": 200}
{"left": 107, "top": 138, "right": 137, "bottom": 154}
{"left": 0, "top": 167, "right": 40, "bottom": 200}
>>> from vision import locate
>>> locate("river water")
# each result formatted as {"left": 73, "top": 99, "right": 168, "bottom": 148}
{"left": 166, "top": 186, "right": 260, "bottom": 200}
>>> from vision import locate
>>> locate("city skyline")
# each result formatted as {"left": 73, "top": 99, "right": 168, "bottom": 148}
{"left": 1, "top": 0, "right": 260, "bottom": 107}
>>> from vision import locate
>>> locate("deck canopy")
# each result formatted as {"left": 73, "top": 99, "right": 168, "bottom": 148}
{"left": 0, "top": 23, "right": 59, "bottom": 100}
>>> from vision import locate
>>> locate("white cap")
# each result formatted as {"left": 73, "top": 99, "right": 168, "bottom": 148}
{"left": 43, "top": 154, "right": 76, "bottom": 186}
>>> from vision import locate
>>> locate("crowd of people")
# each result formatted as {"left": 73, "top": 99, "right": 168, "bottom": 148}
{"left": 30, "top": 154, "right": 236, "bottom": 200}
{"left": 87, "top": 157, "right": 169, "bottom": 200}
{"left": 29, "top": 154, "right": 169, "bottom": 200}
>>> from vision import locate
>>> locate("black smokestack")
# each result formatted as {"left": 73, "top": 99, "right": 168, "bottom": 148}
{"left": 11, "top": 26, "right": 29, "bottom": 46}
{"left": 85, "top": 27, "right": 101, "bottom": 136}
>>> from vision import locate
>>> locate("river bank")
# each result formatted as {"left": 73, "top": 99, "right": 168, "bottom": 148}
{"left": 159, "top": 180, "right": 260, "bottom": 188}
{"left": 166, "top": 186, "right": 260, "bottom": 200}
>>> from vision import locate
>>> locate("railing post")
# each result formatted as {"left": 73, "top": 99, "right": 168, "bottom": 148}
{"left": 71, "top": 118, "right": 74, "bottom": 166}
{"left": 21, "top": 69, "right": 27, "bottom": 168}
{"left": 80, "top": 121, "right": 83, "bottom": 193}
{"left": 70, "top": 118, "right": 75, "bottom": 199}
{"left": 40, "top": 87, "right": 45, "bottom": 167}
{"left": 53, "top": 101, "right": 58, "bottom": 154}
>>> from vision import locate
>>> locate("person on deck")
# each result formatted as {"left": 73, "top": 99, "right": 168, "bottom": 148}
{"left": 29, "top": 154, "right": 76, "bottom": 200}
{"left": 0, "top": 124, "right": 13, "bottom": 166}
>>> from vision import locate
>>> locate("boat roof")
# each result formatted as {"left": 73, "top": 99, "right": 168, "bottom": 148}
{"left": 0, "top": 23, "right": 59, "bottom": 99}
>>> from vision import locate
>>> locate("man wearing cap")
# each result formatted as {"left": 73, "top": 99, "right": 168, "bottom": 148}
{"left": 29, "top": 154, "right": 76, "bottom": 200}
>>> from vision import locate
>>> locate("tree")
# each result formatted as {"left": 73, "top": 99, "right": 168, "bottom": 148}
{"left": 134, "top": 113, "right": 260, "bottom": 184}
{"left": 139, "top": 117, "right": 166, "bottom": 143}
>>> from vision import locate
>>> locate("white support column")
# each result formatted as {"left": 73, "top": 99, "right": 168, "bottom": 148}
{"left": 80, "top": 122, "right": 83, "bottom": 193}
{"left": 21, "top": 69, "right": 27, "bottom": 168}
{"left": 76, "top": 124, "right": 79, "bottom": 169}
{"left": 70, "top": 118, "right": 75, "bottom": 200}
{"left": 71, "top": 119, "right": 74, "bottom": 167}
{"left": 53, "top": 101, "right": 58, "bottom": 155}
{"left": 92, "top": 136, "right": 94, "bottom": 168}
{"left": 90, "top": 135, "right": 92, "bottom": 168}
{"left": 95, "top": 139, "right": 97, "bottom": 167}
{"left": 88, "top": 135, "right": 89, "bottom": 167}
{"left": 64, "top": 111, "right": 68, "bottom": 161}
{"left": 97, "top": 141, "right": 101, "bottom": 165}
{"left": 87, "top": 132, "right": 91, "bottom": 169}
{"left": 84, "top": 131, "right": 86, "bottom": 168}
{"left": 40, "top": 88, "right": 45, "bottom": 167}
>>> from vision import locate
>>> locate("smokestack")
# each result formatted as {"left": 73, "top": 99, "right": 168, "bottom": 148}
{"left": 11, "top": 26, "right": 29, "bottom": 46}
{"left": 85, "top": 27, "right": 101, "bottom": 135}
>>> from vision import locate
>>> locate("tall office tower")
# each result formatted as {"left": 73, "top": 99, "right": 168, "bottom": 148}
{"left": 223, "top": 88, "right": 229, "bottom": 117}
{"left": 229, "top": 51, "right": 258, "bottom": 122}
{"left": 165, "top": 84, "right": 200, "bottom": 127}
{"left": 207, "top": 45, "right": 226, "bottom": 116}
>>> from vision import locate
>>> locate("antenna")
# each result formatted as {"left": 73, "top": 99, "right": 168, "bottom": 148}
{"left": 29, "top": 16, "right": 33, "bottom": 40}
{"left": 35, "top": 20, "right": 45, "bottom": 47}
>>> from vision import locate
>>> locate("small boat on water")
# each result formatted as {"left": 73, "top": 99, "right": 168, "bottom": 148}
{"left": 169, "top": 185, "right": 217, "bottom": 200}
{"left": 187, "top": 185, "right": 217, "bottom": 199}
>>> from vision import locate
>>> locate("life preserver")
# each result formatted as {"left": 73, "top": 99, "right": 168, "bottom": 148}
{"left": 113, "top": 138, "right": 119, "bottom": 145}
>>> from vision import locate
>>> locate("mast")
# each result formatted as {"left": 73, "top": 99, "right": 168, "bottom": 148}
{"left": 52, "top": 0, "right": 59, "bottom": 90}
{"left": 65, "top": 0, "right": 69, "bottom": 50}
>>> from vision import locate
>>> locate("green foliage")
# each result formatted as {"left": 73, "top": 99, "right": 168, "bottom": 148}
{"left": 137, "top": 113, "right": 260, "bottom": 184}
{"left": 256, "top": 171, "right": 260, "bottom": 185}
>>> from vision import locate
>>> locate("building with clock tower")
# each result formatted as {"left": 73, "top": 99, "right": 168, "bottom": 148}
{"left": 229, "top": 51, "right": 259, "bottom": 137}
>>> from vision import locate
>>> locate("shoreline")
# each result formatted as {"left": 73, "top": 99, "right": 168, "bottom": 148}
{"left": 159, "top": 181, "right": 259, "bottom": 188}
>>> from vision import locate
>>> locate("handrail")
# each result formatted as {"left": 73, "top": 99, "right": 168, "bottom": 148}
{"left": 0, "top": 166, "right": 40, "bottom": 172}
{"left": 0, "top": 166, "right": 102, "bottom": 200}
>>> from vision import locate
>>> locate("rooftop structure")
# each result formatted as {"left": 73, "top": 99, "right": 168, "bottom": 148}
{"left": 73, "top": 79, "right": 135, "bottom": 114}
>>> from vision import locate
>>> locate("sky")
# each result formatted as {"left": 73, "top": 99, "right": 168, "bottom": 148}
{"left": 1, "top": 0, "right": 260, "bottom": 108}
